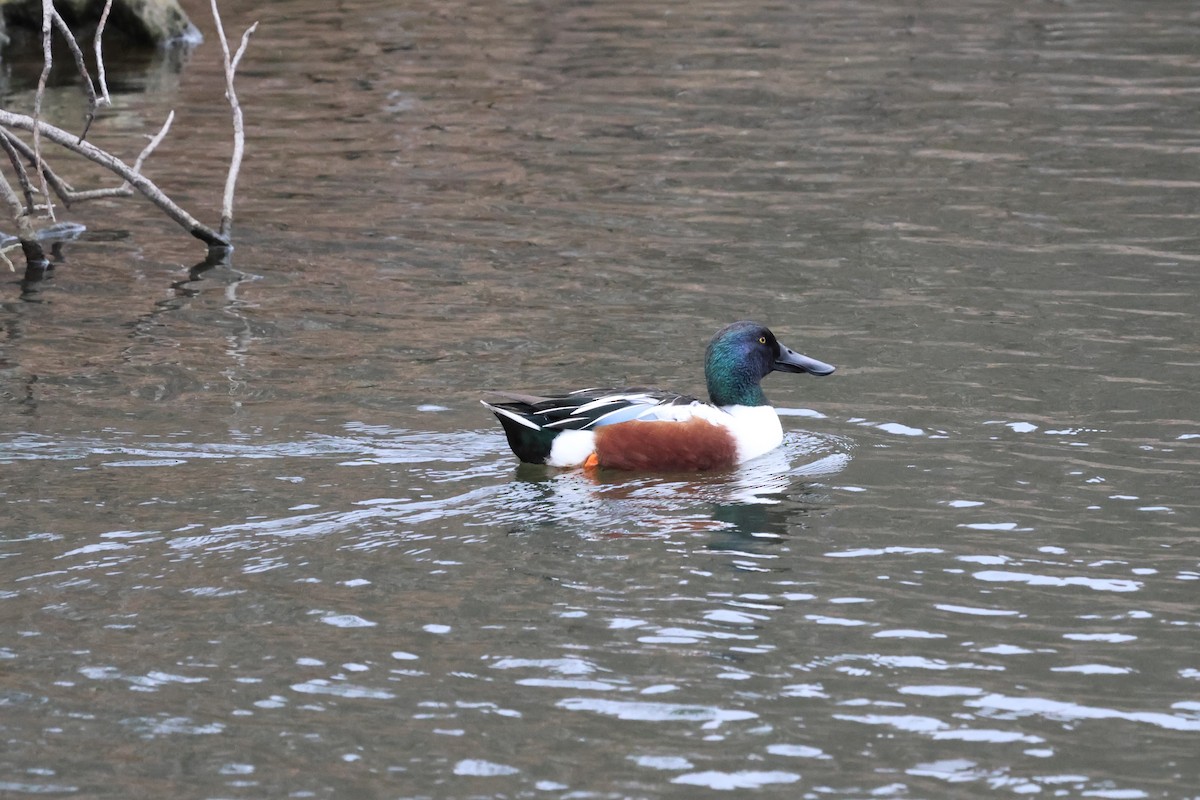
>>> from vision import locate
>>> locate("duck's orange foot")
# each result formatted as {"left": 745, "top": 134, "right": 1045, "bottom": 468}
{"left": 582, "top": 452, "right": 600, "bottom": 475}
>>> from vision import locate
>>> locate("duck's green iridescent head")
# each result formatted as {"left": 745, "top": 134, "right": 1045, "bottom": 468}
{"left": 704, "top": 321, "right": 835, "bottom": 408}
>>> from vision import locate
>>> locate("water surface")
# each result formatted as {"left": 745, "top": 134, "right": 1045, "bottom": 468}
{"left": 2, "top": 0, "right": 1198, "bottom": 797}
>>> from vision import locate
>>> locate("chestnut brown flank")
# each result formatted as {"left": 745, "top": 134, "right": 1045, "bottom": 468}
{"left": 593, "top": 418, "right": 738, "bottom": 471}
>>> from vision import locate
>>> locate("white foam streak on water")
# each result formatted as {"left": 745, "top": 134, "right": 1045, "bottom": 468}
{"left": 972, "top": 570, "right": 1142, "bottom": 593}
{"left": 452, "top": 760, "right": 520, "bottom": 777}
{"left": 671, "top": 770, "right": 801, "bottom": 790}
{"left": 556, "top": 697, "right": 758, "bottom": 729}
{"left": 966, "top": 694, "right": 1200, "bottom": 732}
{"left": 290, "top": 680, "right": 394, "bottom": 700}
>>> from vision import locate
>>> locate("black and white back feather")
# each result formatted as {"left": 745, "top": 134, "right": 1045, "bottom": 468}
{"left": 482, "top": 388, "right": 702, "bottom": 432}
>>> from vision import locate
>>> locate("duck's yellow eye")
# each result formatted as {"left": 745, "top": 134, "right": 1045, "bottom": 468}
{"left": 758, "top": 336, "right": 767, "bottom": 344}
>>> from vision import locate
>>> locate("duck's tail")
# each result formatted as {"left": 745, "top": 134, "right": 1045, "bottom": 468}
{"left": 481, "top": 399, "right": 558, "bottom": 464}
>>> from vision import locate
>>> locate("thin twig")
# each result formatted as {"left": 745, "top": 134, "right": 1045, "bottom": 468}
{"left": 211, "top": 0, "right": 257, "bottom": 240}
{"left": 94, "top": 0, "right": 115, "bottom": 106}
{"left": 0, "top": 127, "right": 38, "bottom": 212}
{"left": 0, "top": 129, "right": 82, "bottom": 206}
{"left": 33, "top": 0, "right": 56, "bottom": 221}
{"left": 0, "top": 169, "right": 45, "bottom": 268}
{"left": 130, "top": 111, "right": 175, "bottom": 178}
{"left": 0, "top": 108, "right": 228, "bottom": 248}
{"left": 231, "top": 23, "right": 257, "bottom": 74}
{"left": 53, "top": 186, "right": 132, "bottom": 201}
{"left": 47, "top": 7, "right": 100, "bottom": 141}
{"left": 0, "top": 169, "right": 27, "bottom": 222}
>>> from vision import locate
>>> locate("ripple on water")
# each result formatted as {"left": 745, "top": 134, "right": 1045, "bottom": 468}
{"left": 3, "top": 423, "right": 853, "bottom": 565}
{"left": 965, "top": 694, "right": 1200, "bottom": 732}
{"left": 290, "top": 680, "right": 395, "bottom": 701}
{"left": 3, "top": 0, "right": 1199, "bottom": 797}
{"left": 557, "top": 697, "right": 757, "bottom": 730}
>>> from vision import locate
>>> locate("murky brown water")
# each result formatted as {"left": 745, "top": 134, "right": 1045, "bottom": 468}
{"left": 2, "top": 0, "right": 1199, "bottom": 797}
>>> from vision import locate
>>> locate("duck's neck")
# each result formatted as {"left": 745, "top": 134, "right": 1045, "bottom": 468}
{"left": 705, "top": 336, "right": 772, "bottom": 408}
{"left": 707, "top": 371, "right": 769, "bottom": 408}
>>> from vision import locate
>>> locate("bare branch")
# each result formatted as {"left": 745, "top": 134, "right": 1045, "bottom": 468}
{"left": 130, "top": 111, "right": 175, "bottom": 178}
{"left": 211, "top": 0, "right": 257, "bottom": 239}
{"left": 1, "top": 110, "right": 174, "bottom": 210}
{"left": 0, "top": 170, "right": 26, "bottom": 226}
{"left": 1, "top": 129, "right": 81, "bottom": 206}
{"left": 48, "top": 7, "right": 101, "bottom": 141}
{"left": 232, "top": 22, "right": 257, "bottom": 73}
{"left": 1, "top": 2, "right": 253, "bottom": 266}
{"left": 94, "top": 0, "right": 116, "bottom": 106}
{"left": 53, "top": 186, "right": 134, "bottom": 202}
{"left": 33, "top": 0, "right": 56, "bottom": 221}
{"left": 0, "top": 109, "right": 229, "bottom": 248}
{"left": 0, "top": 127, "right": 38, "bottom": 212}
{"left": 0, "top": 169, "right": 47, "bottom": 268}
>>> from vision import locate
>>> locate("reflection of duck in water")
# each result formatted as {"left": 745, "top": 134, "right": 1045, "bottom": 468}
{"left": 483, "top": 321, "right": 835, "bottom": 471}
{"left": 499, "top": 441, "right": 847, "bottom": 547}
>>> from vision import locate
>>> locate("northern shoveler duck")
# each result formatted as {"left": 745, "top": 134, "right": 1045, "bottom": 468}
{"left": 482, "top": 321, "right": 835, "bottom": 471}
